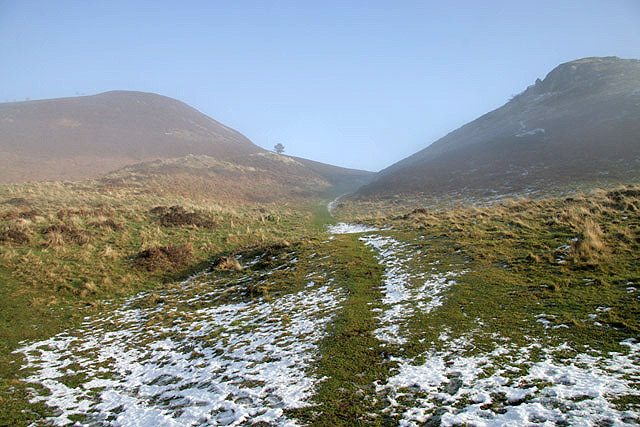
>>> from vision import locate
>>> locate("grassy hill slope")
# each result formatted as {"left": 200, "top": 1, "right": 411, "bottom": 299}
{"left": 356, "top": 57, "right": 640, "bottom": 199}
{"left": 0, "top": 91, "right": 373, "bottom": 198}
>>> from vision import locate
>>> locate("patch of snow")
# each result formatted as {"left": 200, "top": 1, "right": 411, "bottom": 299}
{"left": 326, "top": 194, "right": 348, "bottom": 217}
{"left": 516, "top": 128, "right": 545, "bottom": 138}
{"left": 359, "top": 234, "right": 465, "bottom": 345}
{"left": 537, "top": 318, "right": 552, "bottom": 328}
{"left": 17, "top": 279, "right": 345, "bottom": 426}
{"left": 327, "top": 223, "right": 379, "bottom": 234}
{"left": 378, "top": 337, "right": 640, "bottom": 426}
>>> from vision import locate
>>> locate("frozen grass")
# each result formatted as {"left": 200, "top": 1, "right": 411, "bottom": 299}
{"left": 6, "top": 186, "right": 640, "bottom": 425}
{"left": 0, "top": 180, "right": 328, "bottom": 424}
{"left": 326, "top": 222, "right": 379, "bottom": 234}
{"left": 360, "top": 234, "right": 465, "bottom": 346}
{"left": 334, "top": 186, "right": 640, "bottom": 425}
{"left": 378, "top": 336, "right": 640, "bottom": 426}
{"left": 17, "top": 265, "right": 345, "bottom": 425}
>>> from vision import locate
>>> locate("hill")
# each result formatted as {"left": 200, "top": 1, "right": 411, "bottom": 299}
{"left": 0, "top": 91, "right": 264, "bottom": 183}
{"left": 356, "top": 56, "right": 640, "bottom": 199}
{"left": 0, "top": 90, "right": 373, "bottom": 198}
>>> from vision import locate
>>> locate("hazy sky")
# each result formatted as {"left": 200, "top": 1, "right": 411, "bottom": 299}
{"left": 1, "top": 1, "right": 639, "bottom": 171}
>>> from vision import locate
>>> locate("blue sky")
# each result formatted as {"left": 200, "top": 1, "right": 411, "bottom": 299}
{"left": 1, "top": 1, "right": 639, "bottom": 171}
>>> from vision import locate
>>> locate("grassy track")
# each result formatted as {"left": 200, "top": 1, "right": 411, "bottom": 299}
{"left": 291, "top": 233, "right": 391, "bottom": 425}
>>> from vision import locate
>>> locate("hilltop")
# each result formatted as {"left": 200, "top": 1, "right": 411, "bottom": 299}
{"left": 0, "top": 91, "right": 373, "bottom": 198}
{"left": 0, "top": 91, "right": 262, "bottom": 182}
{"left": 356, "top": 56, "right": 640, "bottom": 199}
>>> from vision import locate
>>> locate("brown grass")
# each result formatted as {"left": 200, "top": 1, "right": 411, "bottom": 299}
{"left": 41, "top": 224, "right": 91, "bottom": 245}
{"left": 570, "top": 219, "right": 607, "bottom": 265}
{"left": 0, "top": 229, "right": 30, "bottom": 244}
{"left": 43, "top": 231, "right": 64, "bottom": 248}
{"left": 83, "top": 281, "right": 98, "bottom": 293}
{"left": 101, "top": 245, "right": 118, "bottom": 260}
{"left": 151, "top": 205, "right": 216, "bottom": 228}
{"left": 213, "top": 256, "right": 243, "bottom": 271}
{"left": 342, "top": 184, "right": 640, "bottom": 271}
{"left": 1, "top": 209, "right": 40, "bottom": 221}
{"left": 88, "top": 218, "right": 123, "bottom": 231}
{"left": 2, "top": 197, "right": 31, "bottom": 207}
{"left": 134, "top": 244, "right": 194, "bottom": 271}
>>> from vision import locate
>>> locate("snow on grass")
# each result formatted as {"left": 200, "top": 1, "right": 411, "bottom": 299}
{"left": 326, "top": 222, "right": 379, "bottom": 234}
{"left": 326, "top": 196, "right": 344, "bottom": 217}
{"left": 516, "top": 128, "right": 545, "bottom": 137}
{"left": 17, "top": 277, "right": 345, "bottom": 426}
{"left": 359, "top": 234, "right": 465, "bottom": 345}
{"left": 377, "top": 335, "right": 640, "bottom": 426}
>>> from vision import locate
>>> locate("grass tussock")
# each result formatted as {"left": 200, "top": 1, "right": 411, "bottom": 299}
{"left": 212, "top": 255, "right": 243, "bottom": 271}
{"left": 151, "top": 205, "right": 217, "bottom": 228}
{"left": 570, "top": 218, "right": 607, "bottom": 265}
{"left": 134, "top": 244, "right": 194, "bottom": 271}
{"left": 43, "top": 231, "right": 65, "bottom": 248}
{"left": 0, "top": 228, "right": 30, "bottom": 244}
{"left": 101, "top": 245, "right": 118, "bottom": 260}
